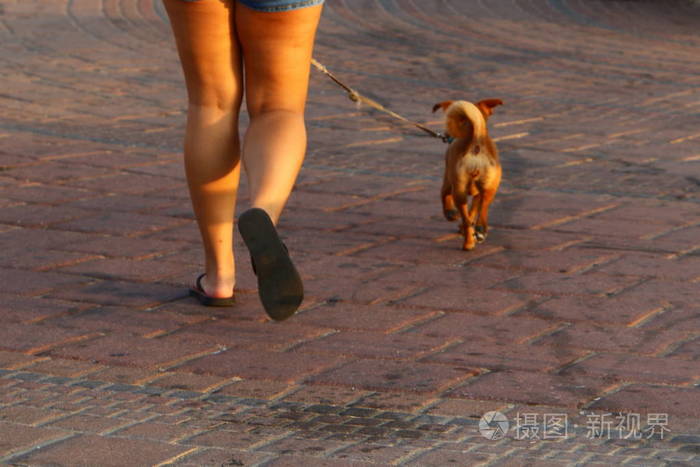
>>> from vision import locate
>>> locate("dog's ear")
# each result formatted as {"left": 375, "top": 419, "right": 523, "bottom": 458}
{"left": 476, "top": 99, "right": 503, "bottom": 118}
{"left": 432, "top": 101, "right": 453, "bottom": 113}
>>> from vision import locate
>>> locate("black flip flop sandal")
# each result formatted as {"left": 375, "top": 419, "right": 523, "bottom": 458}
{"left": 238, "top": 208, "right": 303, "bottom": 321}
{"left": 189, "top": 273, "right": 236, "bottom": 307}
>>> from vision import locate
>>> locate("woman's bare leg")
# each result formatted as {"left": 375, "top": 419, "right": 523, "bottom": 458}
{"left": 164, "top": 0, "right": 242, "bottom": 298}
{"left": 235, "top": 3, "right": 323, "bottom": 224}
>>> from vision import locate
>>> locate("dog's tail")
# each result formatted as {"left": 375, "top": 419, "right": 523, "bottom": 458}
{"left": 434, "top": 100, "right": 487, "bottom": 148}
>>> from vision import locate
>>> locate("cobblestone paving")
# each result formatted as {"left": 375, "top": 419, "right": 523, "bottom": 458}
{"left": 1, "top": 0, "right": 699, "bottom": 465}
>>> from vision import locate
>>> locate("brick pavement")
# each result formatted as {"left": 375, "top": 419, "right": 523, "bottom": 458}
{"left": 1, "top": 0, "right": 699, "bottom": 465}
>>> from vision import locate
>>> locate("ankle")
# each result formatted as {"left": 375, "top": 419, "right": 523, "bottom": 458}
{"left": 200, "top": 273, "right": 235, "bottom": 298}
{"left": 249, "top": 204, "right": 282, "bottom": 225}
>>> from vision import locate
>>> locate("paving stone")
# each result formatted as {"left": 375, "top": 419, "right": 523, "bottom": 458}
{"left": 640, "top": 306, "right": 700, "bottom": 333}
{"left": 551, "top": 217, "right": 674, "bottom": 240}
{"left": 332, "top": 442, "right": 421, "bottom": 464}
{"left": 62, "top": 173, "right": 183, "bottom": 197}
{"left": 592, "top": 202, "right": 700, "bottom": 226}
{"left": 58, "top": 235, "right": 190, "bottom": 260}
{"left": 285, "top": 229, "right": 391, "bottom": 258}
{"left": 42, "top": 306, "right": 202, "bottom": 337}
{"left": 588, "top": 384, "right": 700, "bottom": 418}
{"left": 424, "top": 399, "right": 511, "bottom": 420}
{"left": 110, "top": 421, "right": 199, "bottom": 442}
{"left": 0, "top": 405, "right": 68, "bottom": 426}
{"left": 0, "top": 323, "right": 94, "bottom": 354}
{"left": 492, "top": 454, "right": 566, "bottom": 467}
{"left": 0, "top": 203, "right": 96, "bottom": 228}
{"left": 0, "top": 268, "right": 89, "bottom": 297}
{"left": 307, "top": 358, "right": 473, "bottom": 393}
{"left": 282, "top": 385, "right": 370, "bottom": 407}
{"left": 405, "top": 448, "right": 493, "bottom": 466}
{"left": 64, "top": 192, "right": 181, "bottom": 216}
{"left": 408, "top": 312, "right": 554, "bottom": 343}
{"left": 343, "top": 216, "right": 459, "bottom": 240}
{"left": 421, "top": 340, "right": 586, "bottom": 373}
{"left": 2, "top": 249, "right": 101, "bottom": 272}
{"left": 306, "top": 276, "right": 424, "bottom": 305}
{"left": 398, "top": 285, "right": 532, "bottom": 314}
{"left": 46, "top": 414, "right": 128, "bottom": 434}
{"left": 561, "top": 353, "right": 700, "bottom": 385}
{"left": 445, "top": 371, "right": 608, "bottom": 408}
{"left": 495, "top": 271, "right": 643, "bottom": 297}
{"left": 0, "top": 421, "right": 72, "bottom": 458}
{"left": 0, "top": 228, "right": 96, "bottom": 255}
{"left": 468, "top": 248, "right": 618, "bottom": 274}
{"left": 52, "top": 211, "right": 187, "bottom": 237}
{"left": 45, "top": 279, "right": 186, "bottom": 307}
{"left": 592, "top": 254, "right": 700, "bottom": 282}
{"left": 263, "top": 454, "right": 374, "bottom": 466}
{"left": 88, "top": 366, "right": 163, "bottom": 385}
{"left": 296, "top": 330, "right": 450, "bottom": 360}
{"left": 148, "top": 372, "right": 230, "bottom": 393}
{"left": 185, "top": 427, "right": 290, "bottom": 450}
{"left": 10, "top": 434, "right": 193, "bottom": 466}
{"left": 257, "top": 434, "right": 350, "bottom": 456}
{"left": 56, "top": 257, "right": 187, "bottom": 282}
{"left": 4, "top": 162, "right": 113, "bottom": 185}
{"left": 47, "top": 334, "right": 219, "bottom": 369}
{"left": 352, "top": 238, "right": 506, "bottom": 265}
{"left": 214, "top": 379, "right": 291, "bottom": 400}
{"left": 522, "top": 294, "right": 669, "bottom": 325}
{"left": 351, "top": 391, "right": 435, "bottom": 413}
{"left": 625, "top": 279, "right": 700, "bottom": 308}
{"left": 24, "top": 358, "right": 103, "bottom": 378}
{"left": 0, "top": 350, "right": 43, "bottom": 370}
{"left": 479, "top": 229, "right": 586, "bottom": 252}
{"left": 532, "top": 323, "right": 691, "bottom": 355}
{"left": 2, "top": 184, "right": 92, "bottom": 204}
{"left": 294, "top": 302, "right": 438, "bottom": 333}
{"left": 378, "top": 263, "right": 521, "bottom": 288}
{"left": 169, "top": 448, "right": 270, "bottom": 466}
{"left": 175, "top": 348, "right": 346, "bottom": 382}
{"left": 169, "top": 319, "right": 333, "bottom": 352}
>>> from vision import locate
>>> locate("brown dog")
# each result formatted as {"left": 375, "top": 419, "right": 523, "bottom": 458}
{"left": 433, "top": 99, "right": 503, "bottom": 251}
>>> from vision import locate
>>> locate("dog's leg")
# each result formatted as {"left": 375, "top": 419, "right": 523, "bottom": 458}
{"left": 469, "top": 193, "right": 484, "bottom": 242}
{"left": 470, "top": 193, "right": 487, "bottom": 243}
{"left": 441, "top": 173, "right": 458, "bottom": 222}
{"left": 443, "top": 194, "right": 458, "bottom": 222}
{"left": 459, "top": 202, "right": 477, "bottom": 251}
{"left": 476, "top": 188, "right": 497, "bottom": 242}
{"left": 455, "top": 189, "right": 476, "bottom": 251}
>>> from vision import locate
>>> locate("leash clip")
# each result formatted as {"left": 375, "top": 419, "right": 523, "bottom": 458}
{"left": 439, "top": 132, "right": 453, "bottom": 144}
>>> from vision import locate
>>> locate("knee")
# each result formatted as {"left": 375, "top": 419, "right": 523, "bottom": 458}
{"left": 186, "top": 78, "right": 241, "bottom": 113}
{"left": 248, "top": 106, "right": 304, "bottom": 119}
{"left": 247, "top": 107, "right": 305, "bottom": 126}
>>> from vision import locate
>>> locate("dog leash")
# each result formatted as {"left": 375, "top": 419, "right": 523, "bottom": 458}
{"left": 311, "top": 58, "right": 451, "bottom": 144}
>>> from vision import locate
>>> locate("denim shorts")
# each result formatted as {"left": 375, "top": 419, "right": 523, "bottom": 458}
{"left": 181, "top": 0, "right": 324, "bottom": 12}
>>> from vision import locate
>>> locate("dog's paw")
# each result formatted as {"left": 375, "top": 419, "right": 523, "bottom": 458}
{"left": 462, "top": 242, "right": 476, "bottom": 251}
{"left": 444, "top": 209, "right": 459, "bottom": 221}
{"left": 474, "top": 226, "right": 487, "bottom": 243}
